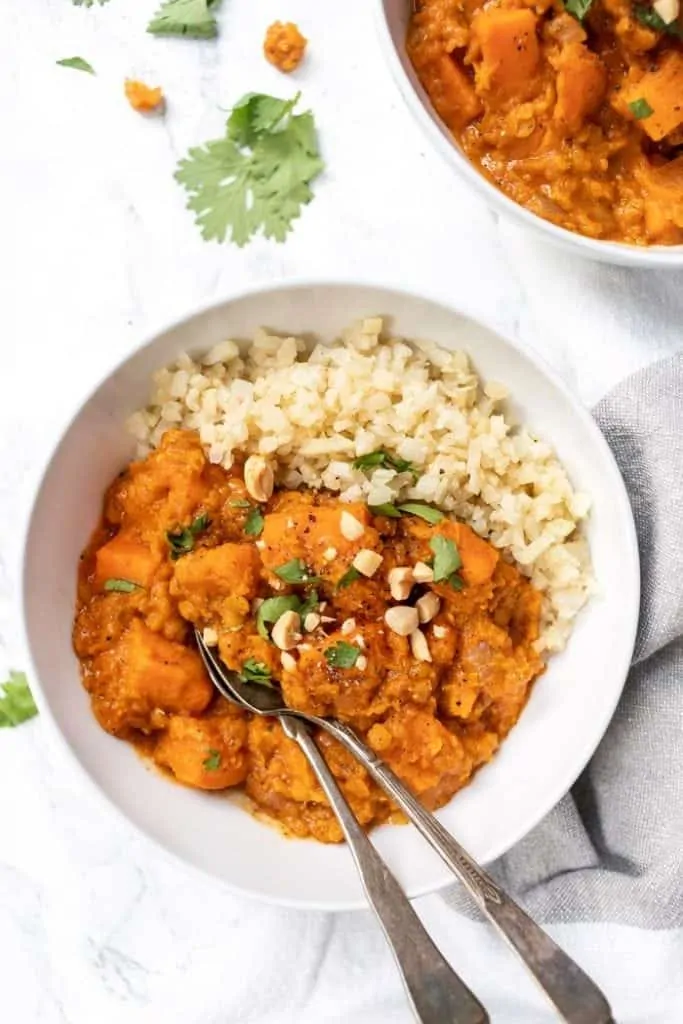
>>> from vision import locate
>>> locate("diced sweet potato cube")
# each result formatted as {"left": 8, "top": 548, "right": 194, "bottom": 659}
{"left": 121, "top": 620, "right": 212, "bottom": 715}
{"left": 617, "top": 52, "right": 683, "bottom": 141}
{"left": 428, "top": 54, "right": 483, "bottom": 130}
{"left": 171, "top": 543, "right": 261, "bottom": 626}
{"left": 260, "top": 499, "right": 379, "bottom": 583}
{"left": 473, "top": 8, "right": 540, "bottom": 99}
{"left": 155, "top": 706, "right": 248, "bottom": 790}
{"left": 95, "top": 532, "right": 160, "bottom": 589}
{"left": 554, "top": 44, "right": 607, "bottom": 132}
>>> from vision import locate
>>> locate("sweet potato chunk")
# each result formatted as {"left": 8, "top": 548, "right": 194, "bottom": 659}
{"left": 95, "top": 532, "right": 160, "bottom": 589}
{"left": 555, "top": 44, "right": 607, "bottom": 132}
{"left": 428, "top": 54, "right": 483, "bottom": 130}
{"left": 617, "top": 52, "right": 683, "bottom": 141}
{"left": 171, "top": 543, "right": 261, "bottom": 626}
{"left": 155, "top": 704, "right": 248, "bottom": 790}
{"left": 260, "top": 496, "right": 380, "bottom": 585}
{"left": 473, "top": 8, "right": 540, "bottom": 99}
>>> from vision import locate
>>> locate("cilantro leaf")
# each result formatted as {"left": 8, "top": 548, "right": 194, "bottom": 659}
{"left": 175, "top": 92, "right": 324, "bottom": 246}
{"left": 633, "top": 4, "right": 683, "bottom": 34}
{"left": 104, "top": 578, "right": 142, "bottom": 593}
{"left": 166, "top": 512, "right": 210, "bottom": 560}
{"left": 397, "top": 503, "right": 445, "bottom": 525}
{"left": 369, "top": 503, "right": 402, "bottom": 518}
{"left": 430, "top": 535, "right": 462, "bottom": 583}
{"left": 299, "top": 589, "right": 320, "bottom": 620}
{"left": 239, "top": 659, "right": 272, "bottom": 684}
{"left": 203, "top": 748, "right": 222, "bottom": 771}
{"left": 57, "top": 57, "right": 95, "bottom": 74}
{"left": 148, "top": 0, "right": 222, "bottom": 39}
{"left": 0, "top": 672, "right": 38, "bottom": 728}
{"left": 256, "top": 595, "right": 302, "bottom": 639}
{"left": 274, "top": 558, "right": 319, "bottom": 584}
{"left": 353, "top": 450, "right": 416, "bottom": 475}
{"left": 324, "top": 642, "right": 361, "bottom": 669}
{"left": 244, "top": 507, "right": 264, "bottom": 536}
{"left": 337, "top": 566, "right": 361, "bottom": 589}
{"left": 563, "top": 0, "right": 594, "bottom": 19}
{"left": 629, "top": 98, "right": 654, "bottom": 120}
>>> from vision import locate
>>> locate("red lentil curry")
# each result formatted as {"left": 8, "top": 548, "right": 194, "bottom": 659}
{"left": 73, "top": 429, "right": 544, "bottom": 842}
{"left": 407, "top": 0, "right": 683, "bottom": 244}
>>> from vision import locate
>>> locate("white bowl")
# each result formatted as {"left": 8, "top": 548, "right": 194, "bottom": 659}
{"left": 375, "top": 0, "right": 683, "bottom": 269}
{"left": 20, "top": 280, "right": 639, "bottom": 910}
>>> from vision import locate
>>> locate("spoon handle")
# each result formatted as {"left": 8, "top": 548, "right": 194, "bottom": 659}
{"left": 280, "top": 715, "right": 488, "bottom": 1024}
{"left": 319, "top": 719, "right": 613, "bottom": 1024}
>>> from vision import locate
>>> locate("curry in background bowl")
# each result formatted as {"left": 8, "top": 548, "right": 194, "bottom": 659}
{"left": 407, "top": 0, "right": 683, "bottom": 245}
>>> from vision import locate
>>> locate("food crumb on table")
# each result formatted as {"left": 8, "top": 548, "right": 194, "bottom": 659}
{"left": 124, "top": 79, "right": 165, "bottom": 114}
{"left": 264, "top": 21, "right": 307, "bottom": 73}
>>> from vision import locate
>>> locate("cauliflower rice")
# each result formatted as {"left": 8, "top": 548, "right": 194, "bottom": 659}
{"left": 128, "top": 318, "right": 594, "bottom": 654}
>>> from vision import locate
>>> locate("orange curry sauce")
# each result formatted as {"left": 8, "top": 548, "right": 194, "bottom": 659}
{"left": 407, "top": 0, "right": 683, "bottom": 244}
{"left": 73, "top": 429, "right": 544, "bottom": 842}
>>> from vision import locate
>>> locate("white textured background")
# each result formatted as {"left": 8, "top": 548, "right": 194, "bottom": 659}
{"left": 2, "top": 1, "right": 682, "bottom": 1021}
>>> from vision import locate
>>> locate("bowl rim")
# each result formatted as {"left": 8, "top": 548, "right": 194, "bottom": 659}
{"left": 18, "top": 276, "right": 640, "bottom": 910}
{"left": 372, "top": 0, "right": 683, "bottom": 268}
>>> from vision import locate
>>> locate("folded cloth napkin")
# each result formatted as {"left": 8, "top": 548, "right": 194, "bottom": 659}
{"left": 444, "top": 352, "right": 683, "bottom": 929}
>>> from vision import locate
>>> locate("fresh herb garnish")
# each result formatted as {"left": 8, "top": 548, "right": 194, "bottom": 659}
{"left": 0, "top": 672, "right": 38, "bottom": 728}
{"left": 256, "top": 595, "right": 302, "bottom": 639}
{"left": 337, "top": 566, "right": 361, "bottom": 589}
{"left": 299, "top": 589, "right": 320, "bottom": 620}
{"left": 629, "top": 97, "right": 654, "bottom": 120}
{"left": 324, "top": 642, "right": 361, "bottom": 669}
{"left": 244, "top": 507, "right": 264, "bottom": 537}
{"left": 175, "top": 91, "right": 324, "bottom": 246}
{"left": 353, "top": 450, "right": 416, "bottom": 476}
{"left": 369, "top": 503, "right": 402, "bottom": 518}
{"left": 203, "top": 749, "right": 222, "bottom": 771}
{"left": 166, "top": 512, "right": 211, "bottom": 560}
{"left": 633, "top": 4, "right": 683, "bottom": 34}
{"left": 449, "top": 575, "right": 465, "bottom": 591}
{"left": 57, "top": 57, "right": 95, "bottom": 74}
{"left": 563, "top": 0, "right": 594, "bottom": 20}
{"left": 104, "top": 578, "right": 142, "bottom": 593}
{"left": 230, "top": 499, "right": 251, "bottom": 508}
{"left": 430, "top": 535, "right": 462, "bottom": 583}
{"left": 273, "top": 558, "right": 319, "bottom": 584}
{"left": 148, "top": 0, "right": 222, "bottom": 39}
{"left": 397, "top": 503, "right": 445, "bottom": 525}
{"left": 239, "top": 659, "right": 272, "bottom": 684}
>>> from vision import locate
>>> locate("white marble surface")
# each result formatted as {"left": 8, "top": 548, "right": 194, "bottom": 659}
{"left": 2, "top": 1, "right": 683, "bottom": 1021}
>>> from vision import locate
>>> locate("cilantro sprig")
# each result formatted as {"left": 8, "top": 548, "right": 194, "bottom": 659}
{"left": 0, "top": 672, "right": 38, "bottom": 728}
{"left": 353, "top": 450, "right": 416, "bottom": 477}
{"left": 175, "top": 92, "right": 324, "bottom": 246}
{"left": 274, "top": 558, "right": 319, "bottom": 584}
{"left": 633, "top": 4, "right": 683, "bottom": 34}
{"left": 239, "top": 659, "right": 272, "bottom": 684}
{"left": 148, "top": 0, "right": 223, "bottom": 39}
{"left": 203, "top": 749, "right": 222, "bottom": 771}
{"left": 430, "top": 535, "right": 464, "bottom": 590}
{"left": 563, "top": 0, "right": 594, "bottom": 20}
{"left": 324, "top": 642, "right": 361, "bottom": 669}
{"left": 57, "top": 57, "right": 95, "bottom": 74}
{"left": 166, "top": 512, "right": 211, "bottom": 560}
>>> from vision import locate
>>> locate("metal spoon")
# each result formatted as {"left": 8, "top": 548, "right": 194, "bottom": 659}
{"left": 196, "top": 631, "right": 613, "bottom": 1024}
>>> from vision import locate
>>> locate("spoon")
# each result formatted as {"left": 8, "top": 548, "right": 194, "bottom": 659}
{"left": 196, "top": 630, "right": 613, "bottom": 1024}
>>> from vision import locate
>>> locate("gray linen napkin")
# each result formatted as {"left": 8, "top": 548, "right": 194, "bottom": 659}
{"left": 444, "top": 353, "right": 683, "bottom": 928}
